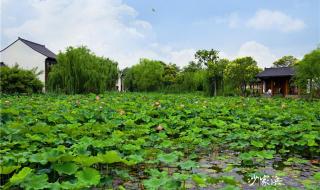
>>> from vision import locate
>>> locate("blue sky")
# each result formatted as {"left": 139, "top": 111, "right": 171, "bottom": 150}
{"left": 1, "top": 0, "right": 319, "bottom": 68}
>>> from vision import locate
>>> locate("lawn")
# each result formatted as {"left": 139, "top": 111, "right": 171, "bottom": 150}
{"left": 0, "top": 93, "right": 319, "bottom": 189}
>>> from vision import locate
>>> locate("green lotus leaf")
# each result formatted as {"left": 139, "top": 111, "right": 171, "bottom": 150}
{"left": 98, "top": 150, "right": 122, "bottom": 164}
{"left": 251, "top": 140, "right": 264, "bottom": 148}
{"left": 73, "top": 155, "right": 101, "bottom": 166}
{"left": 29, "top": 153, "right": 48, "bottom": 165}
{"left": 127, "top": 154, "right": 144, "bottom": 164}
{"left": 60, "top": 181, "right": 77, "bottom": 189}
{"left": 239, "top": 152, "right": 252, "bottom": 161}
{"left": 220, "top": 176, "right": 237, "bottom": 185}
{"left": 122, "top": 144, "right": 141, "bottom": 151}
{"left": 173, "top": 172, "right": 190, "bottom": 181}
{"left": 53, "top": 162, "right": 79, "bottom": 175}
{"left": 0, "top": 165, "right": 20, "bottom": 174}
{"left": 256, "top": 150, "right": 274, "bottom": 159}
{"left": 45, "top": 149, "right": 64, "bottom": 162}
{"left": 75, "top": 167, "right": 101, "bottom": 187}
{"left": 178, "top": 160, "right": 198, "bottom": 170}
{"left": 46, "top": 182, "right": 61, "bottom": 190}
{"left": 20, "top": 173, "right": 48, "bottom": 190}
{"left": 314, "top": 172, "right": 320, "bottom": 181}
{"left": 143, "top": 178, "right": 163, "bottom": 190}
{"left": 192, "top": 174, "right": 207, "bottom": 187}
{"left": 9, "top": 167, "right": 33, "bottom": 184}
{"left": 157, "top": 152, "right": 179, "bottom": 164}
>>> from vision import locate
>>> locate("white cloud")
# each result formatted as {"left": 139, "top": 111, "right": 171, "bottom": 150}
{"left": 247, "top": 9, "right": 305, "bottom": 32}
{"left": 237, "top": 41, "right": 277, "bottom": 68}
{"left": 165, "top": 48, "right": 195, "bottom": 68}
{"left": 2, "top": 0, "right": 195, "bottom": 69}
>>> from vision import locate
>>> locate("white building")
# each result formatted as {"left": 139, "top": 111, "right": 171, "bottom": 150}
{"left": 0, "top": 37, "right": 56, "bottom": 86}
{"left": 116, "top": 70, "right": 124, "bottom": 91}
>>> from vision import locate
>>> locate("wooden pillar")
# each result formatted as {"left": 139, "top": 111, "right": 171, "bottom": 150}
{"left": 284, "top": 79, "right": 288, "bottom": 96}
{"left": 271, "top": 79, "right": 273, "bottom": 96}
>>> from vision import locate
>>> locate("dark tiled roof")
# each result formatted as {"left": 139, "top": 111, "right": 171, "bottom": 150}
{"left": 19, "top": 37, "right": 56, "bottom": 59}
{"left": 257, "top": 67, "right": 295, "bottom": 78}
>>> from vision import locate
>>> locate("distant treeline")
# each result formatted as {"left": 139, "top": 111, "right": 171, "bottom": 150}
{"left": 123, "top": 48, "right": 320, "bottom": 98}
{"left": 123, "top": 55, "right": 262, "bottom": 96}
{"left": 1, "top": 46, "right": 319, "bottom": 98}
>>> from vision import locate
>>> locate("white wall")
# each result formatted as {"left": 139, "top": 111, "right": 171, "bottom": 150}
{"left": 0, "top": 40, "right": 47, "bottom": 84}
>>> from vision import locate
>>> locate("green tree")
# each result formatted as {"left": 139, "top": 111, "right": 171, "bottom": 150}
{"left": 207, "top": 58, "right": 229, "bottom": 96}
{"left": 183, "top": 61, "right": 202, "bottom": 72}
{"left": 173, "top": 61, "right": 206, "bottom": 92}
{"left": 195, "top": 49, "right": 219, "bottom": 67}
{"left": 163, "top": 63, "right": 180, "bottom": 87}
{"left": 273, "top": 55, "right": 298, "bottom": 67}
{"left": 47, "top": 46, "right": 118, "bottom": 94}
{"left": 295, "top": 48, "right": 320, "bottom": 99}
{"left": 195, "top": 49, "right": 224, "bottom": 96}
{"left": 225, "top": 57, "right": 261, "bottom": 96}
{"left": 177, "top": 69, "right": 206, "bottom": 92}
{"left": 124, "top": 59, "right": 165, "bottom": 91}
{"left": 0, "top": 64, "right": 43, "bottom": 94}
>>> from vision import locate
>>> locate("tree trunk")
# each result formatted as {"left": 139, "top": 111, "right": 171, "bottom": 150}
{"left": 214, "top": 79, "right": 217, "bottom": 96}
{"left": 310, "top": 78, "right": 313, "bottom": 99}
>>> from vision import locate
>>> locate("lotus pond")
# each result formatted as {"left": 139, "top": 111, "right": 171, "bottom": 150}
{"left": 0, "top": 93, "right": 320, "bottom": 190}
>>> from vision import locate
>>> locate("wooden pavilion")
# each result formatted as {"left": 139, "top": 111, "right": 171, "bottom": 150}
{"left": 256, "top": 67, "right": 299, "bottom": 97}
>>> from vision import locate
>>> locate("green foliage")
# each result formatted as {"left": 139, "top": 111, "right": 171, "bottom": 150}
{"left": 76, "top": 167, "right": 101, "bottom": 187}
{"left": 124, "top": 58, "right": 165, "bottom": 91}
{"left": 195, "top": 49, "right": 219, "bottom": 67}
{"left": 295, "top": 48, "right": 320, "bottom": 98}
{"left": 157, "top": 151, "right": 180, "bottom": 165}
{"left": 206, "top": 58, "right": 229, "bottom": 96}
{"left": 225, "top": 57, "right": 261, "bottom": 96}
{"left": 194, "top": 49, "right": 223, "bottom": 96}
{"left": 53, "top": 162, "right": 79, "bottom": 175}
{"left": 162, "top": 63, "right": 180, "bottom": 87}
{"left": 273, "top": 55, "right": 298, "bottom": 67}
{"left": 143, "top": 169, "right": 181, "bottom": 190}
{"left": 0, "top": 64, "right": 43, "bottom": 93}
{"left": 20, "top": 173, "right": 48, "bottom": 190}
{"left": 98, "top": 150, "right": 123, "bottom": 164}
{"left": 47, "top": 46, "right": 118, "bottom": 94}
{"left": 9, "top": 167, "right": 33, "bottom": 185}
{"left": 177, "top": 67, "right": 207, "bottom": 92}
{"left": 1, "top": 93, "right": 319, "bottom": 189}
{"left": 0, "top": 166, "right": 21, "bottom": 174}
{"left": 178, "top": 160, "right": 198, "bottom": 170}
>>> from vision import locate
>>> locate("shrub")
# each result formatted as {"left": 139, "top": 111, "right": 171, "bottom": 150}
{"left": 47, "top": 46, "right": 118, "bottom": 94}
{"left": 0, "top": 65, "right": 43, "bottom": 94}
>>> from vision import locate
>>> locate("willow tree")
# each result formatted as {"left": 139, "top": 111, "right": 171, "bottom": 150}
{"left": 47, "top": 46, "right": 118, "bottom": 94}
{"left": 124, "top": 59, "right": 165, "bottom": 91}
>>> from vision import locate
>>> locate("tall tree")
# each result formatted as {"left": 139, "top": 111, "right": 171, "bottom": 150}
{"left": 194, "top": 49, "right": 221, "bottom": 96}
{"left": 48, "top": 46, "right": 118, "bottom": 94}
{"left": 225, "top": 57, "right": 261, "bottom": 96}
{"left": 295, "top": 48, "right": 320, "bottom": 99}
{"left": 195, "top": 49, "right": 219, "bottom": 66}
{"left": 163, "top": 63, "right": 180, "bottom": 87}
{"left": 273, "top": 55, "right": 298, "bottom": 67}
